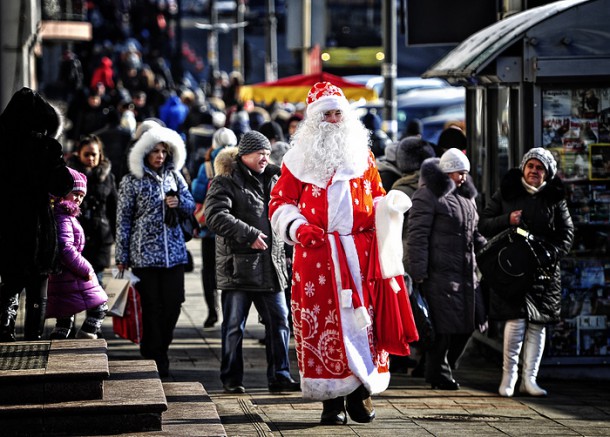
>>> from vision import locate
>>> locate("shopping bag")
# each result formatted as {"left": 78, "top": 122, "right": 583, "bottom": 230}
{"left": 105, "top": 272, "right": 130, "bottom": 317}
{"left": 112, "top": 284, "right": 143, "bottom": 344}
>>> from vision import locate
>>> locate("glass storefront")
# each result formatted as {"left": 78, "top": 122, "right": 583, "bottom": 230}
{"left": 541, "top": 87, "right": 610, "bottom": 359}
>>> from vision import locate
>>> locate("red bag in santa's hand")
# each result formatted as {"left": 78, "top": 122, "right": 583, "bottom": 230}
{"left": 112, "top": 283, "right": 143, "bottom": 344}
{"left": 367, "top": 240, "right": 418, "bottom": 356}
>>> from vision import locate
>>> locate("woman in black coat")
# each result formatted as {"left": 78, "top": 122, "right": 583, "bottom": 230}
{"left": 66, "top": 135, "right": 118, "bottom": 283}
{"left": 0, "top": 88, "right": 73, "bottom": 341}
{"left": 479, "top": 147, "right": 574, "bottom": 397}
{"left": 406, "top": 149, "right": 487, "bottom": 390}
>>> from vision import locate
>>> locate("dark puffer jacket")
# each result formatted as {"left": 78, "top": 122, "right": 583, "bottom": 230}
{"left": 204, "top": 147, "right": 288, "bottom": 292}
{"left": 479, "top": 168, "right": 574, "bottom": 324}
{"left": 406, "top": 158, "right": 487, "bottom": 335}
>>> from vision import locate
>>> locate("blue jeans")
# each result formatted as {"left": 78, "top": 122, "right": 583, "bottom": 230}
{"left": 220, "top": 290, "right": 292, "bottom": 386}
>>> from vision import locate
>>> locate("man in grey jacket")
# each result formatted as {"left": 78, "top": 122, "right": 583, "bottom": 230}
{"left": 204, "top": 130, "right": 299, "bottom": 394}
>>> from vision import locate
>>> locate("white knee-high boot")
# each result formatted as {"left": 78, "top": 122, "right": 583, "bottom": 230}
{"left": 519, "top": 323, "right": 547, "bottom": 396}
{"left": 499, "top": 319, "right": 526, "bottom": 397}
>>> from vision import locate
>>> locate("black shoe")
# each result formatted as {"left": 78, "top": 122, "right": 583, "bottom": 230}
{"left": 268, "top": 376, "right": 301, "bottom": 392}
{"left": 321, "top": 397, "right": 347, "bottom": 425}
{"left": 223, "top": 383, "right": 246, "bottom": 394}
{"left": 411, "top": 362, "right": 425, "bottom": 378}
{"left": 156, "top": 356, "right": 170, "bottom": 378}
{"left": 203, "top": 314, "right": 217, "bottom": 328}
{"left": 431, "top": 379, "right": 460, "bottom": 390}
{"left": 345, "top": 385, "right": 376, "bottom": 423}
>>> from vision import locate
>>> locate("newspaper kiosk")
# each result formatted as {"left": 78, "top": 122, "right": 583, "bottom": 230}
{"left": 423, "top": 0, "right": 610, "bottom": 367}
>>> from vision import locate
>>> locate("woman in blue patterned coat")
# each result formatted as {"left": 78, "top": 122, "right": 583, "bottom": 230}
{"left": 115, "top": 125, "right": 195, "bottom": 376}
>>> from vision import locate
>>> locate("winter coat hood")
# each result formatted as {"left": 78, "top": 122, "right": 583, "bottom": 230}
{"left": 128, "top": 126, "right": 186, "bottom": 178}
{"left": 0, "top": 87, "right": 63, "bottom": 139}
{"left": 213, "top": 146, "right": 239, "bottom": 176}
{"left": 419, "top": 157, "right": 478, "bottom": 200}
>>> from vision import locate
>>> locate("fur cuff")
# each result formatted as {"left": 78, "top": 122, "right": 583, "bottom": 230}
{"left": 354, "top": 306, "right": 372, "bottom": 330}
{"left": 375, "top": 191, "right": 412, "bottom": 278}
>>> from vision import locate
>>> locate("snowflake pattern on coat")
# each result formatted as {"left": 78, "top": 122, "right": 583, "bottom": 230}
{"left": 270, "top": 152, "right": 391, "bottom": 400}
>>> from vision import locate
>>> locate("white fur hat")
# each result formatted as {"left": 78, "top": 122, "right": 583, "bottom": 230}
{"left": 128, "top": 126, "right": 186, "bottom": 178}
{"left": 439, "top": 148, "right": 470, "bottom": 173}
{"left": 305, "top": 81, "right": 350, "bottom": 118}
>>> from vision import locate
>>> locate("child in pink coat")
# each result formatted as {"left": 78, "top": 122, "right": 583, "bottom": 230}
{"left": 46, "top": 168, "right": 108, "bottom": 339}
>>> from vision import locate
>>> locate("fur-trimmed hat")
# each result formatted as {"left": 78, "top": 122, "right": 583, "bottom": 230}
{"left": 396, "top": 137, "right": 436, "bottom": 173}
{"left": 237, "top": 130, "right": 271, "bottom": 156}
{"left": 128, "top": 126, "right": 186, "bottom": 178}
{"left": 520, "top": 147, "right": 557, "bottom": 179}
{"left": 68, "top": 167, "right": 87, "bottom": 195}
{"left": 439, "top": 148, "right": 470, "bottom": 173}
{"left": 306, "top": 82, "right": 350, "bottom": 118}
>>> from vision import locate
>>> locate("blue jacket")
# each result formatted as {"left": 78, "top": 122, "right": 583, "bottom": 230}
{"left": 116, "top": 126, "right": 195, "bottom": 268}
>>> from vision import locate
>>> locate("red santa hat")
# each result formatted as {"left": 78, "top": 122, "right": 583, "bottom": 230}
{"left": 306, "top": 81, "right": 350, "bottom": 118}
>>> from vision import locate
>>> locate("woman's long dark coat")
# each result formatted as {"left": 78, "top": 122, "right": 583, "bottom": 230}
{"left": 479, "top": 168, "right": 574, "bottom": 323}
{"left": 406, "top": 158, "right": 487, "bottom": 335}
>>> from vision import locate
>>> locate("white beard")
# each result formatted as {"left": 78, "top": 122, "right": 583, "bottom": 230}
{"left": 291, "top": 112, "right": 371, "bottom": 185}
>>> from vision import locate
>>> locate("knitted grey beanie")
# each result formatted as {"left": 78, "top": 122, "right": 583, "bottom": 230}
{"left": 237, "top": 130, "right": 271, "bottom": 156}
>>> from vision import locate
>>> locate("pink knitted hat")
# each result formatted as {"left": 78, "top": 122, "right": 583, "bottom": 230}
{"left": 68, "top": 167, "right": 87, "bottom": 195}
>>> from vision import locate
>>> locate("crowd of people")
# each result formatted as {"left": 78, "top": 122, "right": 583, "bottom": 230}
{"left": 0, "top": 69, "right": 573, "bottom": 426}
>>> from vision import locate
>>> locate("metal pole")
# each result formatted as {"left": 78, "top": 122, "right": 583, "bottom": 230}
{"left": 208, "top": 0, "right": 219, "bottom": 80}
{"left": 264, "top": 0, "right": 278, "bottom": 81}
{"left": 234, "top": 0, "right": 245, "bottom": 77}
{"left": 382, "top": 0, "right": 397, "bottom": 141}
{"left": 302, "top": 0, "right": 311, "bottom": 74}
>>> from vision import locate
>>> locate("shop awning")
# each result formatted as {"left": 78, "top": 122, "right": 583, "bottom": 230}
{"left": 239, "top": 72, "right": 378, "bottom": 104}
{"left": 422, "top": 0, "right": 591, "bottom": 82}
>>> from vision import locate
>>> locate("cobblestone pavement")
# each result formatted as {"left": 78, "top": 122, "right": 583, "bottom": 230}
{"left": 94, "top": 240, "right": 610, "bottom": 436}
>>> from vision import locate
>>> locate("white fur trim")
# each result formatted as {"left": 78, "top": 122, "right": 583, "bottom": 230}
{"left": 375, "top": 190, "right": 412, "bottom": 278}
{"left": 128, "top": 126, "right": 186, "bottom": 179}
{"left": 354, "top": 306, "right": 372, "bottom": 330}
{"left": 300, "top": 370, "right": 390, "bottom": 400}
{"left": 306, "top": 94, "right": 350, "bottom": 118}
{"left": 288, "top": 218, "right": 307, "bottom": 244}
{"left": 270, "top": 203, "right": 307, "bottom": 245}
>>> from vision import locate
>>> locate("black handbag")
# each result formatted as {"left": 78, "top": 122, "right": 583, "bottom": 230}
{"left": 408, "top": 282, "right": 435, "bottom": 349}
{"left": 477, "top": 226, "right": 557, "bottom": 295}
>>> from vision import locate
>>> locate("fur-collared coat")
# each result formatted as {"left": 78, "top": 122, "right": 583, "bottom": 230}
{"left": 406, "top": 158, "right": 487, "bottom": 335}
{"left": 67, "top": 155, "right": 117, "bottom": 273}
{"left": 115, "top": 126, "right": 195, "bottom": 268}
{"left": 47, "top": 200, "right": 108, "bottom": 318}
{"left": 204, "top": 147, "right": 288, "bottom": 292}
{"left": 479, "top": 168, "right": 574, "bottom": 323}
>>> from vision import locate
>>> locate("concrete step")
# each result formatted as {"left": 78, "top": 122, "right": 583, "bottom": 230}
{"left": 0, "top": 339, "right": 109, "bottom": 404}
{"left": 0, "top": 359, "right": 168, "bottom": 436}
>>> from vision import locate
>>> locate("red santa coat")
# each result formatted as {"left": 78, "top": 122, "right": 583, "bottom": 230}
{"left": 270, "top": 149, "right": 392, "bottom": 400}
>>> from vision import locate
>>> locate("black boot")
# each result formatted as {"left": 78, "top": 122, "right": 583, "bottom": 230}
{"left": 24, "top": 298, "right": 47, "bottom": 341}
{"left": 346, "top": 384, "right": 375, "bottom": 423}
{"left": 203, "top": 289, "right": 218, "bottom": 328}
{"left": 0, "top": 294, "right": 19, "bottom": 342}
{"left": 320, "top": 397, "right": 347, "bottom": 425}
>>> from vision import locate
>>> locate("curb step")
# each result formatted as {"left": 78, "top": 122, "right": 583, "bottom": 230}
{"left": 0, "top": 339, "right": 109, "bottom": 405}
{"left": 0, "top": 359, "right": 167, "bottom": 436}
